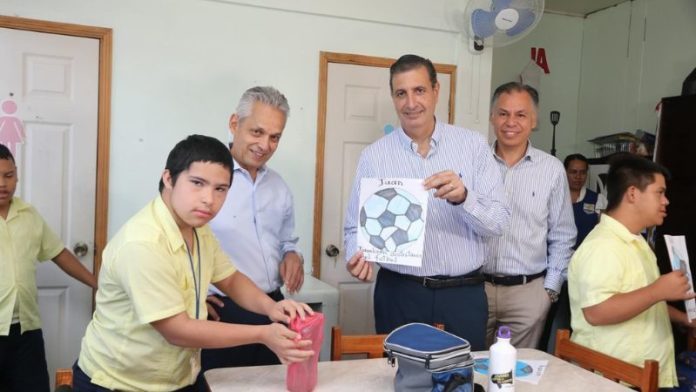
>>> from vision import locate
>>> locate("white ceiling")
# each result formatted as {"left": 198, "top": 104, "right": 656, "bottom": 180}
{"left": 544, "top": 0, "right": 630, "bottom": 17}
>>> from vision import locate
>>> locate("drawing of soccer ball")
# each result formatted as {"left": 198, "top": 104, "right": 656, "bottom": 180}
{"left": 360, "top": 187, "right": 425, "bottom": 252}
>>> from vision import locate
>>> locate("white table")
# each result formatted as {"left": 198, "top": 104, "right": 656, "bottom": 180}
{"left": 205, "top": 348, "right": 631, "bottom": 391}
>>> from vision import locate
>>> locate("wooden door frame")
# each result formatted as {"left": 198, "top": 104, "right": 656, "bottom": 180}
{"left": 0, "top": 15, "right": 112, "bottom": 281}
{"left": 312, "top": 51, "right": 456, "bottom": 278}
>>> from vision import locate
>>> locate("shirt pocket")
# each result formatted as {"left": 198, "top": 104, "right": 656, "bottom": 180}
{"left": 513, "top": 184, "right": 549, "bottom": 228}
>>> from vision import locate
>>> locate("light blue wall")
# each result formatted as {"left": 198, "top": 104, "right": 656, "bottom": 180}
{"left": 492, "top": 0, "right": 696, "bottom": 159}
{"left": 0, "top": 0, "right": 494, "bottom": 270}
{"left": 575, "top": 1, "right": 634, "bottom": 156}
{"left": 491, "top": 12, "right": 584, "bottom": 159}
{"left": 577, "top": 0, "right": 696, "bottom": 156}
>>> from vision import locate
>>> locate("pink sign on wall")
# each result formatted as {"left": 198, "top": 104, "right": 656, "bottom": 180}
{"left": 0, "top": 98, "right": 26, "bottom": 155}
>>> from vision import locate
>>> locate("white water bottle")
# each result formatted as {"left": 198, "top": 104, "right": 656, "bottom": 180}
{"left": 488, "top": 326, "right": 516, "bottom": 392}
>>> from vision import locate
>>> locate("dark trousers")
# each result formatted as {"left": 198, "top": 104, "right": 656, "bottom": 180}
{"left": 72, "top": 362, "right": 203, "bottom": 392}
{"left": 374, "top": 268, "right": 488, "bottom": 351}
{"left": 72, "top": 364, "right": 112, "bottom": 392}
{"left": 539, "top": 282, "right": 571, "bottom": 353}
{"left": 201, "top": 289, "right": 284, "bottom": 371}
{"left": 0, "top": 324, "right": 50, "bottom": 392}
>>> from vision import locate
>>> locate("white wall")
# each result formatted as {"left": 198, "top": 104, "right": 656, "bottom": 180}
{"left": 577, "top": 0, "right": 696, "bottom": 156}
{"left": 491, "top": 12, "right": 584, "bottom": 159}
{"left": 0, "top": 0, "right": 493, "bottom": 271}
{"left": 492, "top": 0, "right": 696, "bottom": 159}
{"left": 576, "top": 1, "right": 639, "bottom": 157}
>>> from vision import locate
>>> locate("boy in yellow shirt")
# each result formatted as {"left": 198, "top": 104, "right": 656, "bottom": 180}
{"left": 0, "top": 143, "right": 97, "bottom": 392}
{"left": 75, "top": 135, "right": 313, "bottom": 392}
{"left": 569, "top": 154, "right": 694, "bottom": 388}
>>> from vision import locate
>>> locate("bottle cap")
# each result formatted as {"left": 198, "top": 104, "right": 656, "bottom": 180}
{"left": 497, "top": 326, "right": 511, "bottom": 339}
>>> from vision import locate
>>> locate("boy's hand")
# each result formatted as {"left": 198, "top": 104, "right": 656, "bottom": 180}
{"left": 260, "top": 323, "right": 314, "bottom": 364}
{"left": 653, "top": 270, "right": 695, "bottom": 302}
{"left": 268, "top": 299, "right": 313, "bottom": 324}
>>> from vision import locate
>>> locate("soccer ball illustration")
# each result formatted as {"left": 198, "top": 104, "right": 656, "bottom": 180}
{"left": 360, "top": 187, "right": 425, "bottom": 252}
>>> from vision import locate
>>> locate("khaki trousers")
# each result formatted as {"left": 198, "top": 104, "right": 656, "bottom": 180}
{"left": 485, "top": 278, "right": 552, "bottom": 348}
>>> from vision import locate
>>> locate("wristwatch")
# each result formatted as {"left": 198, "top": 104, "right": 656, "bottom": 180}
{"left": 545, "top": 288, "right": 560, "bottom": 303}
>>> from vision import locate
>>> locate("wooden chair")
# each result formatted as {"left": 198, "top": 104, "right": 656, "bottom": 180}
{"left": 331, "top": 326, "right": 387, "bottom": 361}
{"left": 55, "top": 368, "right": 73, "bottom": 391}
{"left": 554, "top": 329, "right": 659, "bottom": 392}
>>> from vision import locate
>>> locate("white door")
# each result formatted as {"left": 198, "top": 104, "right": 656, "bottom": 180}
{"left": 320, "top": 62, "right": 451, "bottom": 334}
{"left": 0, "top": 27, "right": 98, "bottom": 386}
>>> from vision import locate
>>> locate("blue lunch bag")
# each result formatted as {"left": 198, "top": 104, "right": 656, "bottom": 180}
{"left": 384, "top": 323, "right": 475, "bottom": 391}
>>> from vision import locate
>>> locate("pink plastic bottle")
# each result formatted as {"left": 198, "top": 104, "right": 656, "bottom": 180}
{"left": 286, "top": 312, "right": 324, "bottom": 392}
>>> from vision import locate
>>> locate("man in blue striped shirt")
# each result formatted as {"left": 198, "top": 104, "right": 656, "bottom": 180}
{"left": 343, "top": 54, "right": 510, "bottom": 350}
{"left": 483, "top": 82, "right": 576, "bottom": 348}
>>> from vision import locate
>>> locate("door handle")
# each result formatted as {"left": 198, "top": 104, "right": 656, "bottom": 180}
{"left": 325, "top": 244, "right": 340, "bottom": 257}
{"left": 73, "top": 242, "right": 89, "bottom": 258}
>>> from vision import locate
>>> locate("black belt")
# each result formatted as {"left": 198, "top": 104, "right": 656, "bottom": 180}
{"left": 267, "top": 288, "right": 283, "bottom": 301}
{"left": 384, "top": 268, "right": 484, "bottom": 289}
{"left": 484, "top": 270, "right": 546, "bottom": 286}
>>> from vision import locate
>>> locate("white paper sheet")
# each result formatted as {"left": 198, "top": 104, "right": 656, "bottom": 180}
{"left": 664, "top": 235, "right": 696, "bottom": 321}
{"left": 358, "top": 178, "right": 428, "bottom": 267}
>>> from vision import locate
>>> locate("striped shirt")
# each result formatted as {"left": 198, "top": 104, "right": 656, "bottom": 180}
{"left": 344, "top": 122, "right": 510, "bottom": 277}
{"left": 482, "top": 142, "right": 576, "bottom": 292}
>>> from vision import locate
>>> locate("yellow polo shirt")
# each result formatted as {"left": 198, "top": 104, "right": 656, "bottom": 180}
{"left": 569, "top": 214, "right": 677, "bottom": 388}
{"left": 78, "top": 196, "right": 236, "bottom": 391}
{"left": 0, "top": 197, "right": 64, "bottom": 335}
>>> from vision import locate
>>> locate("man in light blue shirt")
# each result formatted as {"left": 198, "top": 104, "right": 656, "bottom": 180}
{"left": 202, "top": 86, "right": 304, "bottom": 369}
{"left": 344, "top": 54, "right": 510, "bottom": 350}
{"left": 483, "top": 82, "right": 576, "bottom": 348}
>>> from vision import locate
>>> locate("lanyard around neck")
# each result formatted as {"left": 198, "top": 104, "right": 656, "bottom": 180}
{"left": 184, "top": 229, "right": 201, "bottom": 319}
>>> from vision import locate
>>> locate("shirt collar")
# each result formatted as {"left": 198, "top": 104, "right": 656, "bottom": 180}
{"left": 396, "top": 119, "right": 442, "bottom": 155}
{"left": 232, "top": 157, "right": 267, "bottom": 180}
{"left": 491, "top": 140, "right": 536, "bottom": 164}
{"left": 600, "top": 214, "right": 643, "bottom": 245}
{"left": 5, "top": 197, "right": 31, "bottom": 221}
{"left": 578, "top": 187, "right": 587, "bottom": 202}
{"left": 153, "top": 195, "right": 187, "bottom": 253}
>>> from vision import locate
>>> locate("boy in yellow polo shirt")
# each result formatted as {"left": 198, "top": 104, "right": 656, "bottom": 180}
{"left": 0, "top": 143, "right": 97, "bottom": 392}
{"left": 569, "top": 155, "right": 694, "bottom": 388}
{"left": 74, "top": 135, "right": 314, "bottom": 392}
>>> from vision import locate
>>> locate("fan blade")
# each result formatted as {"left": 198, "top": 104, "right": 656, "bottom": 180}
{"left": 506, "top": 8, "right": 535, "bottom": 36}
{"left": 492, "top": 0, "right": 513, "bottom": 12}
{"left": 471, "top": 9, "right": 497, "bottom": 39}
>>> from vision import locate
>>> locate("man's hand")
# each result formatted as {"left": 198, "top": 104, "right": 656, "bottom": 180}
{"left": 423, "top": 170, "right": 467, "bottom": 204}
{"left": 346, "top": 251, "right": 373, "bottom": 282}
{"left": 545, "top": 288, "right": 560, "bottom": 303}
{"left": 206, "top": 295, "right": 224, "bottom": 321}
{"left": 260, "top": 323, "right": 314, "bottom": 364}
{"left": 652, "top": 270, "right": 695, "bottom": 302}
{"left": 267, "top": 299, "right": 313, "bottom": 324}
{"left": 280, "top": 252, "right": 304, "bottom": 294}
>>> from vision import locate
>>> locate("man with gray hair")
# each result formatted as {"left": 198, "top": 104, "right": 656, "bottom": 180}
{"left": 201, "top": 86, "right": 304, "bottom": 369}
